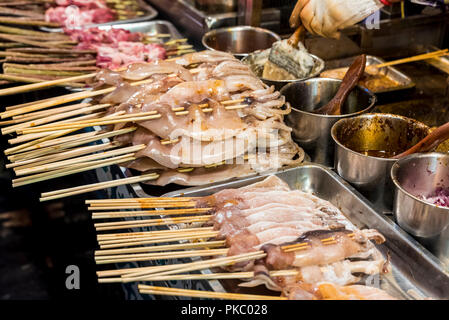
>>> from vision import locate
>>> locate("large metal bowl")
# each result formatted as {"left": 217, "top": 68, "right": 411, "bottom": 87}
{"left": 242, "top": 48, "right": 325, "bottom": 91}
{"left": 391, "top": 153, "right": 449, "bottom": 238}
{"left": 202, "top": 26, "right": 281, "bottom": 59}
{"left": 331, "top": 113, "right": 430, "bottom": 211}
{"left": 282, "top": 78, "right": 376, "bottom": 167}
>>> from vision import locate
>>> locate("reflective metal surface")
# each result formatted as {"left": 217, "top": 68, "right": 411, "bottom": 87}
{"left": 42, "top": 0, "right": 158, "bottom": 32}
{"left": 391, "top": 153, "right": 449, "bottom": 238}
{"left": 201, "top": 26, "right": 281, "bottom": 59}
{"left": 163, "top": 165, "right": 449, "bottom": 299}
{"left": 282, "top": 78, "right": 376, "bottom": 167}
{"left": 322, "top": 55, "right": 415, "bottom": 94}
{"left": 241, "top": 49, "right": 325, "bottom": 91}
{"left": 332, "top": 114, "right": 430, "bottom": 211}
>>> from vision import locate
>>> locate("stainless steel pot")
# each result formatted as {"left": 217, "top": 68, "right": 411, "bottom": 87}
{"left": 202, "top": 26, "right": 281, "bottom": 59}
{"left": 283, "top": 78, "right": 376, "bottom": 167}
{"left": 331, "top": 113, "right": 430, "bottom": 211}
{"left": 391, "top": 153, "right": 449, "bottom": 238}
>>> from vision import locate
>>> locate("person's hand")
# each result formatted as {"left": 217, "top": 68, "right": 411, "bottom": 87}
{"left": 290, "top": 0, "right": 385, "bottom": 39}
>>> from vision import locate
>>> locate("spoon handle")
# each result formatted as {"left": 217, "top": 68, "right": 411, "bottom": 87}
{"left": 394, "top": 121, "right": 449, "bottom": 159}
{"left": 315, "top": 54, "right": 366, "bottom": 115}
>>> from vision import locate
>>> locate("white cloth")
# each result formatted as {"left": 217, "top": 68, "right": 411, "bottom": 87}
{"left": 292, "top": 0, "right": 384, "bottom": 38}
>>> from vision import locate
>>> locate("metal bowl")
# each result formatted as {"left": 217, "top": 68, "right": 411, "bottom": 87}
{"left": 391, "top": 153, "right": 449, "bottom": 237}
{"left": 282, "top": 78, "right": 376, "bottom": 167}
{"left": 202, "top": 26, "right": 281, "bottom": 59}
{"left": 331, "top": 113, "right": 430, "bottom": 211}
{"left": 242, "top": 48, "right": 325, "bottom": 91}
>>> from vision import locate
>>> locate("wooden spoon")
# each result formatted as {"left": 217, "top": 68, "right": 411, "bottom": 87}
{"left": 393, "top": 122, "right": 449, "bottom": 159}
{"left": 314, "top": 54, "right": 367, "bottom": 115}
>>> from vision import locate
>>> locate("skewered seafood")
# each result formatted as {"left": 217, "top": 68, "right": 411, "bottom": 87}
{"left": 92, "top": 51, "right": 304, "bottom": 186}
{"left": 93, "top": 175, "right": 395, "bottom": 300}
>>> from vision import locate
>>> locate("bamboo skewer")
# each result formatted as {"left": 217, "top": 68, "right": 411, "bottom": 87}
{"left": 12, "top": 154, "right": 136, "bottom": 187}
{"left": 2, "top": 103, "right": 110, "bottom": 134}
{"left": 98, "top": 232, "right": 219, "bottom": 249}
{"left": 19, "top": 112, "right": 161, "bottom": 134}
{"left": 96, "top": 226, "right": 214, "bottom": 241}
{"left": 94, "top": 215, "right": 212, "bottom": 231}
{"left": 118, "top": 270, "right": 296, "bottom": 282}
{"left": 8, "top": 127, "right": 137, "bottom": 162}
{"left": 0, "top": 73, "right": 94, "bottom": 96}
{"left": 95, "top": 248, "right": 229, "bottom": 264}
{"left": 39, "top": 173, "right": 160, "bottom": 202}
{"left": 100, "top": 270, "right": 298, "bottom": 283}
{"left": 91, "top": 207, "right": 212, "bottom": 219}
{"left": 97, "top": 228, "right": 215, "bottom": 244}
{"left": 6, "top": 142, "right": 120, "bottom": 169}
{"left": 95, "top": 240, "right": 226, "bottom": 256}
{"left": 138, "top": 285, "right": 287, "bottom": 300}
{"left": 0, "top": 78, "right": 155, "bottom": 119}
{"left": 87, "top": 197, "right": 199, "bottom": 204}
{"left": 14, "top": 144, "right": 145, "bottom": 176}
{"left": 88, "top": 202, "right": 198, "bottom": 210}
{"left": 373, "top": 49, "right": 448, "bottom": 69}
{"left": 121, "top": 251, "right": 266, "bottom": 282}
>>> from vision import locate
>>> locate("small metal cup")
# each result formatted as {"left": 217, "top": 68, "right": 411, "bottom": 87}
{"left": 331, "top": 113, "right": 430, "bottom": 211}
{"left": 282, "top": 78, "right": 376, "bottom": 167}
{"left": 391, "top": 153, "right": 449, "bottom": 238}
{"left": 202, "top": 26, "right": 281, "bottom": 59}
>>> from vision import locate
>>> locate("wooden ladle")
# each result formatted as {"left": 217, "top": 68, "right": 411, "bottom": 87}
{"left": 393, "top": 122, "right": 449, "bottom": 159}
{"left": 314, "top": 54, "right": 367, "bottom": 115}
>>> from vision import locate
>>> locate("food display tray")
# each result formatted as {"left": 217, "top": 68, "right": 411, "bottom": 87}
{"left": 160, "top": 164, "right": 449, "bottom": 300}
{"left": 322, "top": 55, "right": 416, "bottom": 94}
{"left": 41, "top": 0, "right": 158, "bottom": 32}
{"left": 96, "top": 20, "right": 183, "bottom": 39}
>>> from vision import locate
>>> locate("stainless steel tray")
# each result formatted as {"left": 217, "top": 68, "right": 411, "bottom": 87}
{"left": 96, "top": 20, "right": 182, "bottom": 39}
{"left": 162, "top": 164, "right": 449, "bottom": 300}
{"left": 41, "top": 0, "right": 158, "bottom": 32}
{"left": 322, "top": 55, "right": 416, "bottom": 94}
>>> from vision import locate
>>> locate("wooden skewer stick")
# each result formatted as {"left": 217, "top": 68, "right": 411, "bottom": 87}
{"left": 98, "top": 232, "right": 219, "bottom": 249}
{"left": 39, "top": 173, "right": 160, "bottom": 202}
{"left": 2, "top": 103, "right": 110, "bottom": 134}
{"left": 374, "top": 49, "right": 449, "bottom": 68}
{"left": 6, "top": 142, "right": 120, "bottom": 169}
{"left": 12, "top": 154, "right": 137, "bottom": 187}
{"left": 100, "top": 269, "right": 295, "bottom": 283}
{"left": 95, "top": 240, "right": 226, "bottom": 256}
{"left": 121, "top": 251, "right": 266, "bottom": 282}
{"left": 96, "top": 226, "right": 214, "bottom": 240}
{"left": 15, "top": 144, "right": 145, "bottom": 176}
{"left": 88, "top": 202, "right": 198, "bottom": 210}
{"left": 97, "top": 227, "right": 214, "bottom": 243}
{"left": 94, "top": 215, "right": 212, "bottom": 231}
{"left": 138, "top": 285, "right": 287, "bottom": 300}
{"left": 87, "top": 197, "right": 199, "bottom": 204}
{"left": 0, "top": 78, "right": 155, "bottom": 119}
{"left": 281, "top": 233, "right": 355, "bottom": 252}
{"left": 0, "top": 73, "right": 95, "bottom": 96}
{"left": 95, "top": 248, "right": 229, "bottom": 264}
{"left": 100, "top": 270, "right": 297, "bottom": 283}
{"left": 19, "top": 112, "right": 161, "bottom": 134}
{"left": 91, "top": 207, "right": 212, "bottom": 219}
{"left": 8, "top": 127, "right": 137, "bottom": 162}
{"left": 9, "top": 102, "right": 93, "bottom": 123}
{"left": 5, "top": 127, "right": 86, "bottom": 155}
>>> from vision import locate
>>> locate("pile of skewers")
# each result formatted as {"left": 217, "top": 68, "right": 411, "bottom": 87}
{"left": 0, "top": 23, "right": 194, "bottom": 87}
{"left": 0, "top": 0, "right": 148, "bottom": 27}
{"left": 0, "top": 51, "right": 303, "bottom": 201}
{"left": 89, "top": 175, "right": 398, "bottom": 300}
